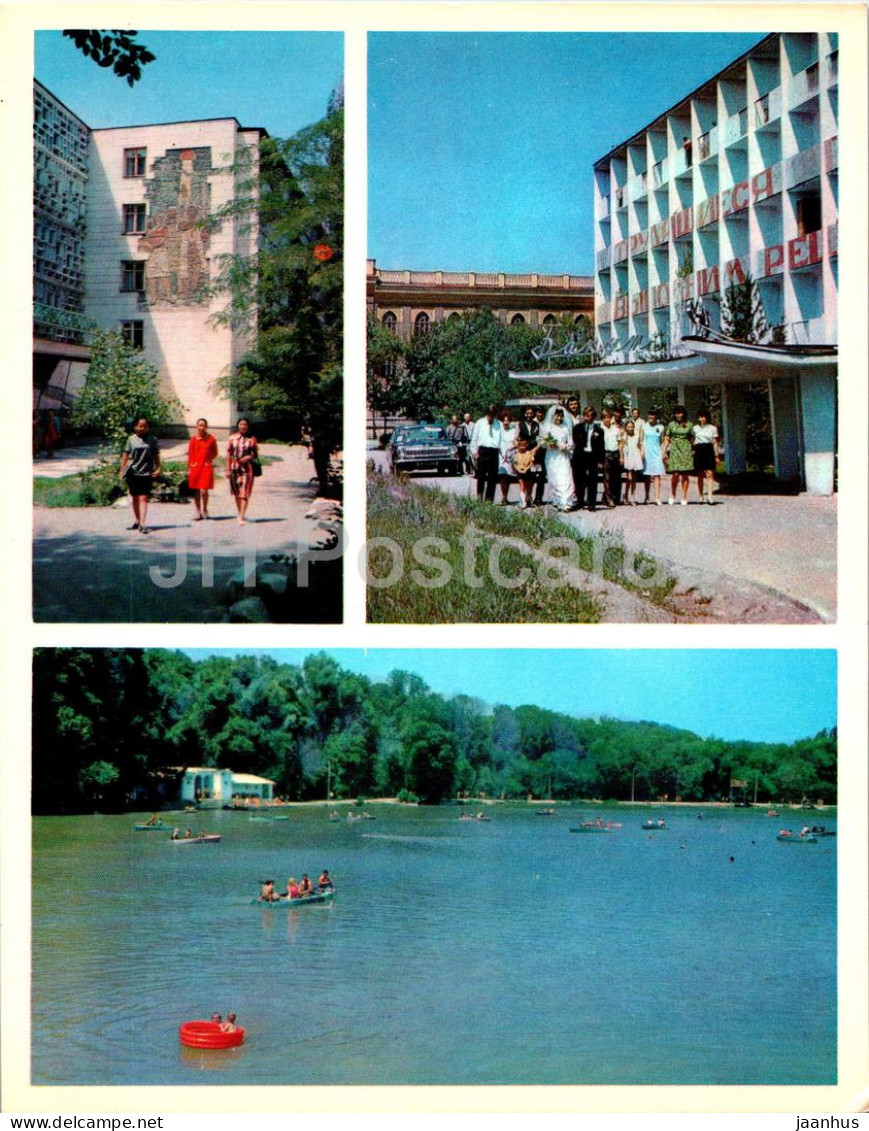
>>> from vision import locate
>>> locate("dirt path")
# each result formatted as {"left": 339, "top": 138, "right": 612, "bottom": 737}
{"left": 34, "top": 444, "right": 339, "bottom": 623}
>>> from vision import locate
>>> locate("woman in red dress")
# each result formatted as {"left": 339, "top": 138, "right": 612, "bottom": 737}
{"left": 226, "top": 417, "right": 259, "bottom": 525}
{"left": 187, "top": 417, "right": 218, "bottom": 520}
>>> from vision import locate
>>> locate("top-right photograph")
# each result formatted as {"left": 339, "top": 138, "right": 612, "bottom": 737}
{"left": 366, "top": 31, "right": 838, "bottom": 625}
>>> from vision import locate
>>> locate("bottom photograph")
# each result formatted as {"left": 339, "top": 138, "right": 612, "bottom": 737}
{"left": 30, "top": 647, "right": 836, "bottom": 1087}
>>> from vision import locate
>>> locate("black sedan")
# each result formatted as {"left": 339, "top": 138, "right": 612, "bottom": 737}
{"left": 386, "top": 425, "right": 462, "bottom": 476}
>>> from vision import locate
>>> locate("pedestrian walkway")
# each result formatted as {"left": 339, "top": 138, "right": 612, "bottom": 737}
{"left": 33, "top": 444, "right": 339, "bottom": 622}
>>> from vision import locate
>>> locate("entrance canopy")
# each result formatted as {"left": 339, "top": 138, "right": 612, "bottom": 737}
{"left": 508, "top": 337, "right": 837, "bottom": 392}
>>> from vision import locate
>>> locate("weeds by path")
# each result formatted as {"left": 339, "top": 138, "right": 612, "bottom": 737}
{"left": 367, "top": 474, "right": 676, "bottom": 623}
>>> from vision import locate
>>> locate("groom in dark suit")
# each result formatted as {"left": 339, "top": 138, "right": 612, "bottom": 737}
{"left": 572, "top": 406, "right": 605, "bottom": 511}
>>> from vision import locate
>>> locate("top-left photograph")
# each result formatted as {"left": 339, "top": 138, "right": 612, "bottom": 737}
{"left": 32, "top": 30, "right": 344, "bottom": 623}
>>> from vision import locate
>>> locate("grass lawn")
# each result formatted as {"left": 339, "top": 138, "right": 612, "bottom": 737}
{"left": 367, "top": 473, "right": 676, "bottom": 623}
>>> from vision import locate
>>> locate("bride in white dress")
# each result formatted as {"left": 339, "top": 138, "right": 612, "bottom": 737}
{"left": 540, "top": 405, "right": 577, "bottom": 511}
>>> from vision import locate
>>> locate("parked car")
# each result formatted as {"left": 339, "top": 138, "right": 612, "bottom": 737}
{"left": 387, "top": 426, "right": 461, "bottom": 476}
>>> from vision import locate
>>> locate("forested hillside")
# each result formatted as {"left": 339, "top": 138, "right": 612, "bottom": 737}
{"left": 32, "top": 650, "right": 837, "bottom": 813}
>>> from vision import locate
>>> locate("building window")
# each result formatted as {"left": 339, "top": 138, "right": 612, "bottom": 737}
{"left": 123, "top": 204, "right": 147, "bottom": 234}
{"left": 542, "top": 314, "right": 557, "bottom": 326}
{"left": 121, "top": 261, "right": 145, "bottom": 293}
{"left": 382, "top": 311, "right": 398, "bottom": 333}
{"left": 124, "top": 147, "right": 146, "bottom": 177}
{"left": 121, "top": 320, "right": 144, "bottom": 349}
{"left": 414, "top": 312, "right": 430, "bottom": 335}
{"left": 510, "top": 313, "right": 526, "bottom": 325}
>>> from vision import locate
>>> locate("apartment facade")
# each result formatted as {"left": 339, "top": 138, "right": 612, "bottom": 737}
{"left": 33, "top": 81, "right": 264, "bottom": 434}
{"left": 367, "top": 258, "right": 593, "bottom": 338}
{"left": 590, "top": 32, "right": 838, "bottom": 493}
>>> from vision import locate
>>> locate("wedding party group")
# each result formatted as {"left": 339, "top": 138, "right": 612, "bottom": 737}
{"left": 465, "top": 400, "right": 722, "bottom": 513}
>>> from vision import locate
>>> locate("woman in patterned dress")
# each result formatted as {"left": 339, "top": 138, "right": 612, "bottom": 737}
{"left": 187, "top": 417, "right": 218, "bottom": 520}
{"left": 662, "top": 405, "right": 694, "bottom": 506}
{"left": 226, "top": 417, "right": 259, "bottom": 525}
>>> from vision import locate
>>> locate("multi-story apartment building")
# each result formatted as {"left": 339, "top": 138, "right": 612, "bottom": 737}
{"left": 367, "top": 258, "right": 593, "bottom": 338}
{"left": 589, "top": 33, "right": 838, "bottom": 494}
{"left": 33, "top": 80, "right": 264, "bottom": 434}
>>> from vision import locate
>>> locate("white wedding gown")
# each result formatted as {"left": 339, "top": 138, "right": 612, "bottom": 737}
{"left": 542, "top": 423, "right": 576, "bottom": 510}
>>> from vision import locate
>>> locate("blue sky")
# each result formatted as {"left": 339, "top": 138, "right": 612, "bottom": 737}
{"left": 182, "top": 649, "right": 835, "bottom": 745}
{"left": 35, "top": 31, "right": 343, "bottom": 139}
{"left": 369, "top": 32, "right": 763, "bottom": 275}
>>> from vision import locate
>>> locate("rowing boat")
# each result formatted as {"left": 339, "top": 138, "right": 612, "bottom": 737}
{"left": 776, "top": 833, "right": 818, "bottom": 844}
{"left": 251, "top": 890, "right": 335, "bottom": 908}
{"left": 133, "top": 823, "right": 169, "bottom": 831}
{"left": 169, "top": 834, "right": 221, "bottom": 844}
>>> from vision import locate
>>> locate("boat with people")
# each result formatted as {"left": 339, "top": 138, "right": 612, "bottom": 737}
{"left": 133, "top": 821, "right": 169, "bottom": 831}
{"left": 809, "top": 826, "right": 836, "bottom": 837}
{"left": 535, "top": 808, "right": 558, "bottom": 816}
{"left": 641, "top": 819, "right": 667, "bottom": 830}
{"left": 251, "top": 889, "right": 336, "bottom": 908}
{"left": 169, "top": 832, "right": 221, "bottom": 844}
{"left": 459, "top": 812, "right": 491, "bottom": 822}
{"left": 569, "top": 820, "right": 622, "bottom": 833}
{"left": 347, "top": 812, "right": 376, "bottom": 822}
{"left": 179, "top": 1020, "right": 245, "bottom": 1049}
{"left": 776, "top": 830, "right": 818, "bottom": 843}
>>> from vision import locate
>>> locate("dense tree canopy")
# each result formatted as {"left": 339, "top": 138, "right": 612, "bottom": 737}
{"left": 33, "top": 650, "right": 837, "bottom": 814}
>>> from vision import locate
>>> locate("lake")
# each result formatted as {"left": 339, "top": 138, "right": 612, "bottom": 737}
{"left": 31, "top": 804, "right": 836, "bottom": 1086}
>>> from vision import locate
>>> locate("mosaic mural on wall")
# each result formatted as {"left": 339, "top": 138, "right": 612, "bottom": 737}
{"left": 140, "top": 147, "right": 212, "bottom": 307}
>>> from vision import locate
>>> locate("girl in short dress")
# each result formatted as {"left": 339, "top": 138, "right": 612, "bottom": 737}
{"left": 692, "top": 407, "right": 720, "bottom": 504}
{"left": 620, "top": 419, "right": 644, "bottom": 505}
{"left": 187, "top": 417, "right": 218, "bottom": 520}
{"left": 226, "top": 417, "right": 259, "bottom": 525}
{"left": 663, "top": 405, "right": 694, "bottom": 506}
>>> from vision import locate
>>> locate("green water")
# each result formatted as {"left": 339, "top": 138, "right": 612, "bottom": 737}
{"left": 32, "top": 805, "right": 836, "bottom": 1085}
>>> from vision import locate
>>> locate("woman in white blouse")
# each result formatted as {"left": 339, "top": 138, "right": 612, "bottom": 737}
{"left": 692, "top": 408, "right": 720, "bottom": 504}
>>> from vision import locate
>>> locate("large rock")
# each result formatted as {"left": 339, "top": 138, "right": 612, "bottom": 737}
{"left": 227, "top": 596, "right": 271, "bottom": 623}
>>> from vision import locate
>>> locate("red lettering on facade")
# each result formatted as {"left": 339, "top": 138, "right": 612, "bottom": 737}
{"left": 722, "top": 181, "right": 749, "bottom": 215}
{"left": 613, "top": 240, "right": 629, "bottom": 264}
{"left": 824, "top": 136, "right": 838, "bottom": 173}
{"left": 723, "top": 257, "right": 746, "bottom": 285}
{"left": 630, "top": 230, "right": 649, "bottom": 256}
{"left": 613, "top": 295, "right": 629, "bottom": 320}
{"left": 651, "top": 283, "right": 670, "bottom": 309}
{"left": 761, "top": 244, "right": 785, "bottom": 277}
{"left": 697, "top": 266, "right": 720, "bottom": 296}
{"left": 631, "top": 290, "right": 649, "bottom": 316}
{"left": 671, "top": 206, "right": 694, "bottom": 240}
{"left": 788, "top": 231, "right": 822, "bottom": 270}
{"left": 696, "top": 194, "right": 719, "bottom": 229}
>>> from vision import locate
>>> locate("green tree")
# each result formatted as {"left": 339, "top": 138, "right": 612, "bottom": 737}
{"left": 209, "top": 96, "right": 343, "bottom": 441}
{"left": 62, "top": 30, "right": 155, "bottom": 85}
{"left": 70, "top": 330, "right": 183, "bottom": 451}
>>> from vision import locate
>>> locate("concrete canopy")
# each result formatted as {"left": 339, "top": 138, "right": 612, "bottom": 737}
{"left": 508, "top": 337, "right": 838, "bottom": 392}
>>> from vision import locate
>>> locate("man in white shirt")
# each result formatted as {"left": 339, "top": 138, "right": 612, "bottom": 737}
{"left": 600, "top": 410, "right": 623, "bottom": 508}
{"left": 470, "top": 405, "right": 502, "bottom": 502}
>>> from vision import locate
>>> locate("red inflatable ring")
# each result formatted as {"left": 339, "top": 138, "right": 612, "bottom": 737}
{"left": 179, "top": 1021, "right": 245, "bottom": 1049}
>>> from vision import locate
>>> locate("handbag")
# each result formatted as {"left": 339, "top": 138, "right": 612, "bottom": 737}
{"left": 251, "top": 458, "right": 262, "bottom": 478}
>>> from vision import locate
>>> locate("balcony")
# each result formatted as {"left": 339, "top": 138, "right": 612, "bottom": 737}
{"left": 613, "top": 294, "right": 629, "bottom": 321}
{"left": 672, "top": 275, "right": 694, "bottom": 303}
{"left": 614, "top": 185, "right": 628, "bottom": 211}
{"left": 695, "top": 193, "right": 720, "bottom": 230}
{"left": 649, "top": 218, "right": 670, "bottom": 248}
{"left": 788, "top": 229, "right": 824, "bottom": 272}
{"left": 827, "top": 222, "right": 837, "bottom": 258}
{"left": 596, "top": 246, "right": 612, "bottom": 273}
{"left": 784, "top": 143, "right": 821, "bottom": 190}
{"left": 722, "top": 107, "right": 748, "bottom": 149}
{"left": 629, "top": 229, "right": 649, "bottom": 259}
{"left": 755, "top": 243, "right": 786, "bottom": 279}
{"left": 673, "top": 146, "right": 693, "bottom": 178}
{"left": 824, "top": 135, "right": 838, "bottom": 174}
{"left": 754, "top": 87, "right": 782, "bottom": 130}
{"left": 596, "top": 194, "right": 611, "bottom": 220}
{"left": 827, "top": 49, "right": 838, "bottom": 87}
{"left": 631, "top": 171, "right": 648, "bottom": 201}
{"left": 651, "top": 158, "right": 668, "bottom": 189}
{"left": 671, "top": 204, "right": 694, "bottom": 241}
{"left": 612, "top": 239, "right": 629, "bottom": 266}
{"left": 595, "top": 300, "right": 611, "bottom": 324}
{"left": 696, "top": 126, "right": 718, "bottom": 164}
{"left": 631, "top": 289, "right": 649, "bottom": 318}
{"left": 789, "top": 61, "right": 820, "bottom": 111}
{"left": 651, "top": 282, "right": 670, "bottom": 310}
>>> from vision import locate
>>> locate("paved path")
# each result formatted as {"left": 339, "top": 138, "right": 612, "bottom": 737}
{"left": 34, "top": 444, "right": 336, "bottom": 622}
{"left": 368, "top": 446, "right": 836, "bottom": 622}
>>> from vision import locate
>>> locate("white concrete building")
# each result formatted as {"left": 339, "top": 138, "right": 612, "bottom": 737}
{"left": 33, "top": 81, "right": 265, "bottom": 435}
{"left": 589, "top": 32, "right": 838, "bottom": 494}
{"left": 178, "top": 767, "right": 275, "bottom": 805}
{"left": 85, "top": 117, "right": 263, "bottom": 432}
